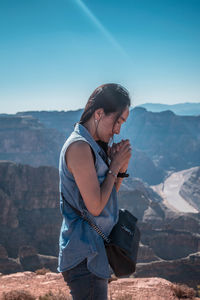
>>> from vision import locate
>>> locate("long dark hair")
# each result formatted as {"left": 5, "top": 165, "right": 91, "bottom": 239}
{"left": 79, "top": 83, "right": 131, "bottom": 125}
{"left": 79, "top": 83, "right": 131, "bottom": 156}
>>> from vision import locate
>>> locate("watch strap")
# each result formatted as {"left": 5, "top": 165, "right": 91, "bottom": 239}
{"left": 117, "top": 171, "right": 129, "bottom": 178}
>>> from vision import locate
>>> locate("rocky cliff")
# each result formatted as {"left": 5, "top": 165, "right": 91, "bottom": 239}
{"left": 180, "top": 167, "right": 200, "bottom": 211}
{"left": 135, "top": 251, "right": 200, "bottom": 290}
{"left": 16, "top": 109, "right": 83, "bottom": 136}
{"left": 1, "top": 161, "right": 200, "bottom": 292}
{"left": 1, "top": 108, "right": 200, "bottom": 184}
{"left": 119, "top": 178, "right": 200, "bottom": 261}
{"left": 120, "top": 107, "right": 200, "bottom": 174}
{"left": 152, "top": 166, "right": 200, "bottom": 213}
{"left": 0, "top": 161, "right": 61, "bottom": 259}
{"left": 0, "top": 115, "right": 65, "bottom": 168}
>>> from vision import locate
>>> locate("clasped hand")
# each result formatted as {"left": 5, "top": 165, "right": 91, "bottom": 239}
{"left": 108, "top": 139, "right": 132, "bottom": 172}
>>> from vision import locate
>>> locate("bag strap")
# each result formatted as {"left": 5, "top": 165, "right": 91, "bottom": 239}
{"left": 61, "top": 192, "right": 110, "bottom": 243}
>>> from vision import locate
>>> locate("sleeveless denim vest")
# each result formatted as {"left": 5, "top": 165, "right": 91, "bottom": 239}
{"left": 58, "top": 123, "right": 118, "bottom": 278}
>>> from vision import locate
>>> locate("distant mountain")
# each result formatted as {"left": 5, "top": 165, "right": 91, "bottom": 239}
{"left": 16, "top": 110, "right": 83, "bottom": 137}
{"left": 138, "top": 102, "right": 200, "bottom": 116}
{"left": 1, "top": 108, "right": 200, "bottom": 184}
{"left": 119, "top": 107, "right": 200, "bottom": 177}
{"left": 0, "top": 111, "right": 164, "bottom": 184}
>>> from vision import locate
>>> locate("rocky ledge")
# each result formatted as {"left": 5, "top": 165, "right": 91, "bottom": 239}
{"left": 0, "top": 272, "right": 199, "bottom": 300}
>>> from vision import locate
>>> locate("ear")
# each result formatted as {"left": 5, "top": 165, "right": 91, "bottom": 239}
{"left": 94, "top": 108, "right": 104, "bottom": 121}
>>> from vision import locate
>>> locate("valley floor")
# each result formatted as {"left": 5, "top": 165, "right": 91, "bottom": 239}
{"left": 152, "top": 168, "right": 199, "bottom": 213}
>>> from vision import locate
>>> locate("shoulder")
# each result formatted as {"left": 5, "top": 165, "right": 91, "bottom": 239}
{"left": 65, "top": 140, "right": 95, "bottom": 173}
{"left": 67, "top": 140, "right": 91, "bottom": 153}
{"left": 66, "top": 140, "right": 93, "bottom": 163}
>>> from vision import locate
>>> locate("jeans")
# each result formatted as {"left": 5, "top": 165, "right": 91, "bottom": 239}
{"left": 62, "top": 259, "right": 108, "bottom": 300}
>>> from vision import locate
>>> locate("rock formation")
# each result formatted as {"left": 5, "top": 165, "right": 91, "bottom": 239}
{"left": 152, "top": 166, "right": 200, "bottom": 213}
{"left": 137, "top": 243, "right": 161, "bottom": 263}
{"left": 180, "top": 167, "right": 200, "bottom": 211}
{"left": 1, "top": 107, "right": 200, "bottom": 184}
{"left": 119, "top": 177, "right": 200, "bottom": 263}
{"left": 0, "top": 245, "right": 22, "bottom": 274}
{"left": 120, "top": 107, "right": 200, "bottom": 179}
{"left": 135, "top": 251, "right": 200, "bottom": 290}
{"left": 0, "top": 161, "right": 61, "bottom": 259}
{"left": 0, "top": 115, "right": 64, "bottom": 168}
{"left": 16, "top": 109, "right": 83, "bottom": 136}
{"left": 1, "top": 161, "right": 200, "bottom": 280}
{"left": 0, "top": 272, "right": 198, "bottom": 300}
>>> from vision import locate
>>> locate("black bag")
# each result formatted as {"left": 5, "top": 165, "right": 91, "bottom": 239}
{"left": 104, "top": 209, "right": 140, "bottom": 277}
{"left": 61, "top": 193, "right": 140, "bottom": 277}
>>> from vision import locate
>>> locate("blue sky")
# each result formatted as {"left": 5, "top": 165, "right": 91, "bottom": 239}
{"left": 0, "top": 0, "right": 200, "bottom": 113}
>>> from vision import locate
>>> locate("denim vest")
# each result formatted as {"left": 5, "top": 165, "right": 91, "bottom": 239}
{"left": 58, "top": 123, "right": 118, "bottom": 278}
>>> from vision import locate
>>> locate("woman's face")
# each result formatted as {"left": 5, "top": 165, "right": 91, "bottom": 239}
{"left": 95, "top": 106, "right": 129, "bottom": 142}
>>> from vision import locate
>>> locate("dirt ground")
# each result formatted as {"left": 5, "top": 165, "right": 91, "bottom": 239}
{"left": 0, "top": 272, "right": 198, "bottom": 300}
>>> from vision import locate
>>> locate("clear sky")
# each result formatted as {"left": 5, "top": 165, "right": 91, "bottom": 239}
{"left": 0, "top": 0, "right": 200, "bottom": 113}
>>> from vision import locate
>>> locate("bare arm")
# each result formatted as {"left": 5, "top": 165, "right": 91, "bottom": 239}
{"left": 66, "top": 141, "right": 130, "bottom": 216}
{"left": 114, "top": 161, "right": 130, "bottom": 192}
{"left": 109, "top": 140, "right": 132, "bottom": 192}
{"left": 115, "top": 177, "right": 125, "bottom": 192}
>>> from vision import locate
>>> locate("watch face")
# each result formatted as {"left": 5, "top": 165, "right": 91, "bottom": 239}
{"left": 108, "top": 169, "right": 117, "bottom": 177}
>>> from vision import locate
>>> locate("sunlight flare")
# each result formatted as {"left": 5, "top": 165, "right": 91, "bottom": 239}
{"left": 75, "top": 0, "right": 129, "bottom": 58}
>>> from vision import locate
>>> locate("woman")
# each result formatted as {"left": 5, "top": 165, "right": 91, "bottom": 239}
{"left": 58, "top": 83, "right": 132, "bottom": 299}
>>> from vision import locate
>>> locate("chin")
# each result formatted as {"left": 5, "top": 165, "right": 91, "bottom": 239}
{"left": 100, "top": 135, "right": 111, "bottom": 143}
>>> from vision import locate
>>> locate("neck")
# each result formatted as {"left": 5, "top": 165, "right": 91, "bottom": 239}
{"left": 82, "top": 121, "right": 108, "bottom": 155}
{"left": 83, "top": 119, "right": 98, "bottom": 141}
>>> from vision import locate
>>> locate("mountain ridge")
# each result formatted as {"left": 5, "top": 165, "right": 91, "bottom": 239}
{"left": 1, "top": 108, "right": 200, "bottom": 184}
{"left": 137, "top": 102, "right": 200, "bottom": 116}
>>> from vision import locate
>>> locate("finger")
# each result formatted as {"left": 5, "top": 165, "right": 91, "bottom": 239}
{"left": 120, "top": 140, "right": 130, "bottom": 147}
{"left": 124, "top": 140, "right": 131, "bottom": 146}
{"left": 120, "top": 142, "right": 131, "bottom": 152}
{"left": 115, "top": 142, "right": 121, "bottom": 148}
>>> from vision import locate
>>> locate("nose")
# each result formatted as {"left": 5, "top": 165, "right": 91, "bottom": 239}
{"left": 113, "top": 125, "right": 121, "bottom": 135}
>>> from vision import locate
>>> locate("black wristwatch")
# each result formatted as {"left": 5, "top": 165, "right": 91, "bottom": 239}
{"left": 117, "top": 170, "right": 129, "bottom": 178}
